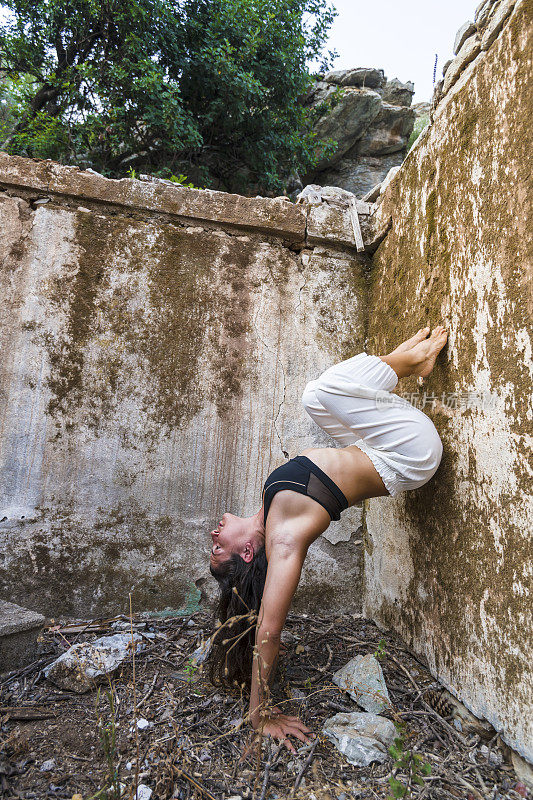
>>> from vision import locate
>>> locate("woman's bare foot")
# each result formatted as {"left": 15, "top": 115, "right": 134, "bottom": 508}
{"left": 391, "top": 326, "right": 431, "bottom": 354}
{"left": 409, "top": 326, "right": 448, "bottom": 377}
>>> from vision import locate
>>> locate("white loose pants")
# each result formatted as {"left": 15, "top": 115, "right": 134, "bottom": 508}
{"left": 301, "top": 352, "right": 443, "bottom": 496}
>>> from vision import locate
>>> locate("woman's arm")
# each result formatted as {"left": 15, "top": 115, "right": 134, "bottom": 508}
{"left": 248, "top": 541, "right": 314, "bottom": 751}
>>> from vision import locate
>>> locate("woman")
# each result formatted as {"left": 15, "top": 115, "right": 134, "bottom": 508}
{"left": 208, "top": 325, "right": 448, "bottom": 752}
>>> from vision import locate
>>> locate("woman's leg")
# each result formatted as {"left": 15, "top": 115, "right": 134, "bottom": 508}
{"left": 300, "top": 328, "right": 436, "bottom": 442}
{"left": 301, "top": 378, "right": 360, "bottom": 447}
{"left": 302, "top": 327, "right": 448, "bottom": 496}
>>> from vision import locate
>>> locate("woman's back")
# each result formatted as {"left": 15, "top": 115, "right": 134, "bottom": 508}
{"left": 300, "top": 445, "right": 391, "bottom": 504}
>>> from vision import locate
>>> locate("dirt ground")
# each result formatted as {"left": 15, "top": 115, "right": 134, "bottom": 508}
{"left": 0, "top": 611, "right": 529, "bottom": 800}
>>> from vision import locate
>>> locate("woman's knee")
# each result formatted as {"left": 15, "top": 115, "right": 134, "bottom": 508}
{"left": 421, "top": 419, "right": 443, "bottom": 468}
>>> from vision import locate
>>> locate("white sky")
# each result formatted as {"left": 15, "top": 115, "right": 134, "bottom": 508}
{"left": 318, "top": 0, "right": 479, "bottom": 102}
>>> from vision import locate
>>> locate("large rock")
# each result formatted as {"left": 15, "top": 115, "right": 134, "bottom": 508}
{"left": 433, "top": 0, "right": 517, "bottom": 111}
{"left": 297, "top": 184, "right": 360, "bottom": 207}
{"left": 312, "top": 88, "right": 383, "bottom": 169}
{"left": 44, "top": 633, "right": 146, "bottom": 692}
{"left": 454, "top": 21, "right": 477, "bottom": 54}
{"left": 443, "top": 35, "right": 481, "bottom": 95}
{"left": 306, "top": 67, "right": 416, "bottom": 195}
{"left": 304, "top": 80, "right": 338, "bottom": 106}
{"left": 358, "top": 104, "right": 415, "bottom": 156}
{"left": 412, "top": 101, "right": 431, "bottom": 118}
{"left": 480, "top": 0, "right": 515, "bottom": 50}
{"left": 323, "top": 68, "right": 385, "bottom": 89}
{"left": 323, "top": 711, "right": 396, "bottom": 766}
{"left": 313, "top": 152, "right": 405, "bottom": 198}
{"left": 382, "top": 79, "right": 415, "bottom": 107}
{"left": 475, "top": 0, "right": 498, "bottom": 28}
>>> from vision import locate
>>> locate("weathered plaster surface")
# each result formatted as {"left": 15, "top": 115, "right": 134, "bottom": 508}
{"left": 364, "top": 1, "right": 532, "bottom": 761}
{"left": 0, "top": 168, "right": 366, "bottom": 618}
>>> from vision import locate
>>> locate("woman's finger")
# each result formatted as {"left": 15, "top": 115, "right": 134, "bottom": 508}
{"left": 282, "top": 726, "right": 310, "bottom": 744}
{"left": 280, "top": 715, "right": 312, "bottom": 731}
{"left": 280, "top": 735, "right": 296, "bottom": 754}
{"left": 284, "top": 719, "right": 313, "bottom": 734}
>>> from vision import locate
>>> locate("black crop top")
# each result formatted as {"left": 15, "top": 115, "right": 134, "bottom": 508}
{"left": 262, "top": 455, "right": 349, "bottom": 524}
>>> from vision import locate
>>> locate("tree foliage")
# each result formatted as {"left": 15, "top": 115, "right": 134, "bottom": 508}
{"left": 0, "top": 0, "right": 337, "bottom": 193}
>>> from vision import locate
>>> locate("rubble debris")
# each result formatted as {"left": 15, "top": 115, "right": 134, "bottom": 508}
{"left": 333, "top": 653, "right": 391, "bottom": 713}
{"left": 190, "top": 637, "right": 212, "bottom": 666}
{"left": 0, "top": 599, "right": 45, "bottom": 672}
{"left": 454, "top": 20, "right": 477, "bottom": 54}
{"left": 1, "top": 611, "right": 519, "bottom": 800}
{"left": 134, "top": 785, "right": 153, "bottom": 799}
{"left": 323, "top": 711, "right": 396, "bottom": 766}
{"left": 44, "top": 633, "right": 145, "bottom": 693}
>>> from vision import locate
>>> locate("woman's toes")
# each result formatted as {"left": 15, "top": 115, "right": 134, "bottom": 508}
{"left": 390, "top": 326, "right": 430, "bottom": 354}
{"left": 407, "top": 327, "right": 430, "bottom": 348}
{"left": 429, "top": 327, "right": 445, "bottom": 344}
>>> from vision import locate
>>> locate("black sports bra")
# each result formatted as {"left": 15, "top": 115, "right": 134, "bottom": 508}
{"left": 262, "top": 455, "right": 349, "bottom": 524}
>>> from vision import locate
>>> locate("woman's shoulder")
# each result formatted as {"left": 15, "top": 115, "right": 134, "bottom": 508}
{"left": 265, "top": 490, "right": 331, "bottom": 549}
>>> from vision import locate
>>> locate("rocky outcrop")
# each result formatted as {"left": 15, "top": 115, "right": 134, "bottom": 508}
{"left": 311, "top": 87, "right": 383, "bottom": 171}
{"left": 431, "top": 0, "right": 520, "bottom": 112}
{"left": 303, "top": 68, "right": 416, "bottom": 197}
{"left": 323, "top": 67, "right": 385, "bottom": 89}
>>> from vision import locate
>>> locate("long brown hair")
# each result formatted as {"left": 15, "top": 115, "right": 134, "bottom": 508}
{"left": 208, "top": 546, "right": 268, "bottom": 689}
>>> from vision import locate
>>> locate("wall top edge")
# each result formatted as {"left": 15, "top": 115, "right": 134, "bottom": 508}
{"left": 0, "top": 151, "right": 310, "bottom": 243}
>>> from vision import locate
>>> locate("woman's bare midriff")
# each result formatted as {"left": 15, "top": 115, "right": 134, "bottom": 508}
{"left": 300, "top": 446, "right": 390, "bottom": 504}
{"left": 263, "top": 448, "right": 389, "bottom": 554}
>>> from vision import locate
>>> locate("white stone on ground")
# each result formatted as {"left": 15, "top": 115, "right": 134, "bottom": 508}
{"left": 44, "top": 633, "right": 145, "bottom": 693}
{"left": 323, "top": 711, "right": 396, "bottom": 766}
{"left": 134, "top": 786, "right": 153, "bottom": 800}
{"left": 333, "top": 653, "right": 391, "bottom": 713}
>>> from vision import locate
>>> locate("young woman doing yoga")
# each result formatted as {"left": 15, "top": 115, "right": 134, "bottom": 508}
{"left": 208, "top": 325, "right": 448, "bottom": 751}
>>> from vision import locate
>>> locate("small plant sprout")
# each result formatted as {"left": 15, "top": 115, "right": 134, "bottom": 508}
{"left": 387, "top": 720, "right": 432, "bottom": 798}
{"left": 89, "top": 684, "right": 121, "bottom": 800}
{"left": 374, "top": 638, "right": 387, "bottom": 660}
{"left": 185, "top": 658, "right": 198, "bottom": 683}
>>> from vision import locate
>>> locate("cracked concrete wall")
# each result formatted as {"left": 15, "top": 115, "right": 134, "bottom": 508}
{"left": 0, "top": 154, "right": 366, "bottom": 618}
{"left": 363, "top": 0, "right": 532, "bottom": 762}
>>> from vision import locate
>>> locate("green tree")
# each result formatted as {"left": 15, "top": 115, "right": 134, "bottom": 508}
{"left": 0, "top": 0, "right": 337, "bottom": 193}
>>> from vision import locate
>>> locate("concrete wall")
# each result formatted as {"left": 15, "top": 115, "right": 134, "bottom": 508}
{"left": 0, "top": 155, "right": 367, "bottom": 618}
{"left": 363, "top": 0, "right": 532, "bottom": 761}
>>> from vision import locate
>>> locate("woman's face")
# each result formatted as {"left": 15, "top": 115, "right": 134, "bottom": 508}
{"left": 209, "top": 512, "right": 245, "bottom": 568}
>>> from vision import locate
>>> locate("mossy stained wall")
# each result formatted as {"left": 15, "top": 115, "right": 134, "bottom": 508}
{"left": 0, "top": 188, "right": 366, "bottom": 618}
{"left": 364, "top": 0, "right": 532, "bottom": 761}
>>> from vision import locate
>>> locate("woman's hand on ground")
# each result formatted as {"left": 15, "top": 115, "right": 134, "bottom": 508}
{"left": 257, "top": 711, "right": 314, "bottom": 753}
